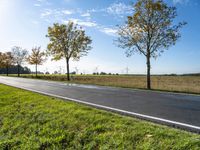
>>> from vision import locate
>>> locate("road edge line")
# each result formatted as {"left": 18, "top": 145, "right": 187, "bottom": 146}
{"left": 1, "top": 82, "right": 200, "bottom": 133}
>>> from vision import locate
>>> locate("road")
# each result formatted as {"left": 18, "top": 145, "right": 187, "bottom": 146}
{"left": 0, "top": 76, "right": 200, "bottom": 132}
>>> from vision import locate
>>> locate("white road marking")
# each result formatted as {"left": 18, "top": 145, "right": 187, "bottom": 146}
{"left": 1, "top": 82, "right": 200, "bottom": 132}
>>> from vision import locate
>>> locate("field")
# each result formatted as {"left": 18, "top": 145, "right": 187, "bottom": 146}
{"left": 0, "top": 84, "right": 200, "bottom": 149}
{"left": 4, "top": 74, "right": 200, "bottom": 94}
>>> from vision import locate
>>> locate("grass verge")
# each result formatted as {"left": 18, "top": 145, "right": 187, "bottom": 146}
{"left": 0, "top": 84, "right": 200, "bottom": 149}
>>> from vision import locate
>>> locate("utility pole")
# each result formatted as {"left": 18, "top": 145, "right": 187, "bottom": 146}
{"left": 59, "top": 66, "right": 62, "bottom": 74}
{"left": 75, "top": 67, "right": 79, "bottom": 75}
{"left": 94, "top": 66, "right": 99, "bottom": 74}
{"left": 125, "top": 66, "right": 129, "bottom": 75}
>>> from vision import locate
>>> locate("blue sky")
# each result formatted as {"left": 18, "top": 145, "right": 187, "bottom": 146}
{"left": 0, "top": 0, "right": 200, "bottom": 74}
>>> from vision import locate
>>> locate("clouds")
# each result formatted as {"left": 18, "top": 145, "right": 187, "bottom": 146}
{"left": 81, "top": 12, "right": 91, "bottom": 17}
{"left": 62, "top": 18, "right": 117, "bottom": 36}
{"left": 173, "top": 0, "right": 189, "bottom": 4}
{"left": 63, "top": 19, "right": 97, "bottom": 27}
{"left": 41, "top": 9, "right": 52, "bottom": 17}
{"left": 31, "top": 20, "right": 39, "bottom": 25}
{"left": 100, "top": 27, "right": 117, "bottom": 36}
{"left": 62, "top": 10, "right": 73, "bottom": 15}
{"left": 33, "top": 0, "right": 192, "bottom": 39}
{"left": 38, "top": 1, "right": 132, "bottom": 36}
{"left": 78, "top": 21, "right": 97, "bottom": 27}
{"left": 34, "top": 3, "right": 41, "bottom": 7}
{"left": 34, "top": 0, "right": 51, "bottom": 7}
{"left": 41, "top": 8, "right": 74, "bottom": 19}
{"left": 106, "top": 2, "right": 133, "bottom": 16}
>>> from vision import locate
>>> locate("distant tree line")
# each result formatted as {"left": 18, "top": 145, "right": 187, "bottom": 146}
{"left": 93, "top": 72, "right": 119, "bottom": 75}
{"left": 0, "top": 65, "right": 31, "bottom": 74}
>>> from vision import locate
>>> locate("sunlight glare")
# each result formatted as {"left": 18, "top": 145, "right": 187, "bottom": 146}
{"left": 0, "top": 0, "right": 15, "bottom": 23}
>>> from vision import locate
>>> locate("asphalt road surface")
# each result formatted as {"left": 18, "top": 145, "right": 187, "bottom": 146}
{"left": 0, "top": 76, "right": 200, "bottom": 132}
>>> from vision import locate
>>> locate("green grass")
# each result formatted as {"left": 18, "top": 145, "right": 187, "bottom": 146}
{"left": 0, "top": 84, "right": 200, "bottom": 149}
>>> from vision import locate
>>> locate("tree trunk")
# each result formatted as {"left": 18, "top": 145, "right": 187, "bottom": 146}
{"left": 36, "top": 63, "right": 37, "bottom": 77}
{"left": 66, "top": 59, "right": 70, "bottom": 81}
{"left": 146, "top": 55, "right": 151, "bottom": 90}
{"left": 17, "top": 64, "right": 20, "bottom": 77}
{"left": 6, "top": 65, "right": 8, "bottom": 76}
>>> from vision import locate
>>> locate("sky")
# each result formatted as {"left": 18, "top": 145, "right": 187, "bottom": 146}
{"left": 0, "top": 0, "right": 200, "bottom": 74}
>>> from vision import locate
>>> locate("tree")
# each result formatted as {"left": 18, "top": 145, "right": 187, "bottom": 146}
{"left": 0, "top": 53, "right": 3, "bottom": 66}
{"left": 27, "top": 46, "right": 46, "bottom": 77}
{"left": 0, "top": 52, "right": 4, "bottom": 68}
{"left": 4, "top": 52, "right": 13, "bottom": 76}
{"left": 46, "top": 21, "right": 92, "bottom": 81}
{"left": 116, "top": 0, "right": 186, "bottom": 89}
{"left": 0, "top": 52, "right": 13, "bottom": 76}
{"left": 12, "top": 46, "right": 28, "bottom": 77}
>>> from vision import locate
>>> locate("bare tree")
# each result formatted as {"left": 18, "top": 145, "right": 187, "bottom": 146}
{"left": 27, "top": 46, "right": 46, "bottom": 77}
{"left": 116, "top": 0, "right": 186, "bottom": 89}
{"left": 46, "top": 21, "right": 92, "bottom": 81}
{"left": 12, "top": 46, "right": 28, "bottom": 77}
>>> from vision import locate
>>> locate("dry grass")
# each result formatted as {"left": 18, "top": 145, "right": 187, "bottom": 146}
{"left": 71, "top": 75, "right": 200, "bottom": 94}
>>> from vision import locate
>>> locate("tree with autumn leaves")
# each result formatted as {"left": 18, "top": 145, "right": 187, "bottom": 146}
{"left": 27, "top": 46, "right": 46, "bottom": 77}
{"left": 46, "top": 21, "right": 92, "bottom": 81}
{"left": 117, "top": 0, "right": 186, "bottom": 89}
{"left": 0, "top": 52, "right": 14, "bottom": 76}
